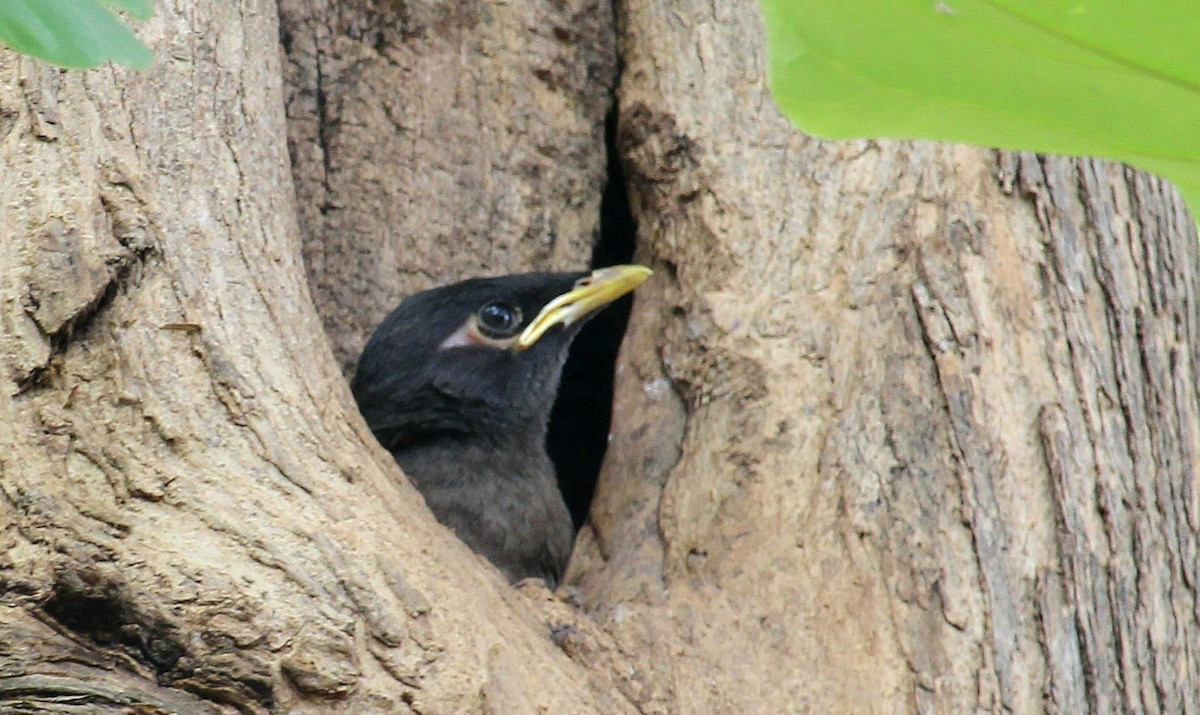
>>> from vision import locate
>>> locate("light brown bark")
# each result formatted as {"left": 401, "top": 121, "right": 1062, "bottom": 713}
{"left": 571, "top": 1, "right": 1200, "bottom": 713}
{"left": 0, "top": 2, "right": 629, "bottom": 713}
{"left": 2, "top": 0, "right": 1197, "bottom": 713}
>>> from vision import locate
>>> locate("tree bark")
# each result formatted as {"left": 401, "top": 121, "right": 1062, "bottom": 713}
{"left": 2, "top": 0, "right": 1198, "bottom": 714}
{"left": 0, "top": 2, "right": 630, "bottom": 713}
{"left": 570, "top": 1, "right": 1200, "bottom": 713}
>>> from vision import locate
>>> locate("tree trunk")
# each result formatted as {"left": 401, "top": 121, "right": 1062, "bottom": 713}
{"left": 570, "top": 1, "right": 1200, "bottom": 713}
{"left": 0, "top": 2, "right": 629, "bottom": 713}
{"left": 2, "top": 1, "right": 1197, "bottom": 714}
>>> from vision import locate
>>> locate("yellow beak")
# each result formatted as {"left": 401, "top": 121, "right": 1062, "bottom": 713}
{"left": 516, "top": 264, "right": 652, "bottom": 350}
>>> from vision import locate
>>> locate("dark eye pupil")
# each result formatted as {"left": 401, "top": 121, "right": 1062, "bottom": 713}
{"left": 478, "top": 302, "right": 521, "bottom": 335}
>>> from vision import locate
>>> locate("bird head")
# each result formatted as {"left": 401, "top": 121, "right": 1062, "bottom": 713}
{"left": 352, "top": 265, "right": 651, "bottom": 448}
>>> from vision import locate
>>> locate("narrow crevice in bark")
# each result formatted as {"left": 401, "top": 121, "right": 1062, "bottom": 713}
{"left": 547, "top": 107, "right": 638, "bottom": 530}
{"left": 15, "top": 251, "right": 152, "bottom": 394}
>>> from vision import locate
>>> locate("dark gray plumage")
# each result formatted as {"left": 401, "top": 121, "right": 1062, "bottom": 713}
{"left": 352, "top": 267, "right": 649, "bottom": 586}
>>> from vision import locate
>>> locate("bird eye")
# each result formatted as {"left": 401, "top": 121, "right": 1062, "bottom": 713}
{"left": 476, "top": 302, "right": 522, "bottom": 337}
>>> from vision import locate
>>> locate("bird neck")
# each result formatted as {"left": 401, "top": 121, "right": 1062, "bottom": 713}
{"left": 391, "top": 426, "right": 553, "bottom": 487}
{"left": 405, "top": 425, "right": 545, "bottom": 453}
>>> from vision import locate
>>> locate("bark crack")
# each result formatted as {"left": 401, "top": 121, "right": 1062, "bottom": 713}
{"left": 911, "top": 278, "right": 1019, "bottom": 712}
{"left": 15, "top": 177, "right": 156, "bottom": 393}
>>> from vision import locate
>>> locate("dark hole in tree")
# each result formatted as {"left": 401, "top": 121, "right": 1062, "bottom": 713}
{"left": 43, "top": 583, "right": 127, "bottom": 645}
{"left": 42, "top": 573, "right": 185, "bottom": 672}
{"left": 546, "top": 109, "right": 637, "bottom": 530}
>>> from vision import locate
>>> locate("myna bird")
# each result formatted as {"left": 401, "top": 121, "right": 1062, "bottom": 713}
{"left": 352, "top": 265, "right": 651, "bottom": 586}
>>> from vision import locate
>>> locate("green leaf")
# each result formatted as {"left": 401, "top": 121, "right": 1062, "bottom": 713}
{"left": 760, "top": 0, "right": 1200, "bottom": 217}
{"left": 0, "top": 0, "right": 153, "bottom": 69}
{"left": 101, "top": 0, "right": 154, "bottom": 21}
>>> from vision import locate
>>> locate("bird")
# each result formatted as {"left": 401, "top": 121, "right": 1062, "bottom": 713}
{"left": 351, "top": 265, "right": 651, "bottom": 586}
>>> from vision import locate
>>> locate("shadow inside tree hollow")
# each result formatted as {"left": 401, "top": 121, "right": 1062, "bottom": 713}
{"left": 546, "top": 109, "right": 637, "bottom": 530}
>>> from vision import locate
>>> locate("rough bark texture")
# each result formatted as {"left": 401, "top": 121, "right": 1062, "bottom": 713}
{"left": 278, "top": 0, "right": 616, "bottom": 370}
{"left": 569, "top": 1, "right": 1200, "bottom": 713}
{"left": 2, "top": 0, "right": 1198, "bottom": 713}
{"left": 0, "top": 2, "right": 632, "bottom": 713}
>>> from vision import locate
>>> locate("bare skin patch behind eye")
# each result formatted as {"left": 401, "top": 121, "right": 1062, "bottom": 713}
{"left": 438, "top": 319, "right": 518, "bottom": 351}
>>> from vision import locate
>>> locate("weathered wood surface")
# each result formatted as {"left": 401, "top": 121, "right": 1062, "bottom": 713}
{"left": 571, "top": 1, "right": 1200, "bottom": 713}
{"left": 0, "top": 2, "right": 631, "bottom": 712}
